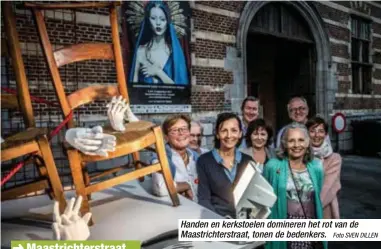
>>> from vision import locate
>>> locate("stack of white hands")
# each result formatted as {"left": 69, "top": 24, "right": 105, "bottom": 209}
{"left": 52, "top": 196, "right": 92, "bottom": 240}
{"left": 65, "top": 126, "right": 116, "bottom": 157}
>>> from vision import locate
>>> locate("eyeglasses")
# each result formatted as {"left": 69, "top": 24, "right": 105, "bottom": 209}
{"left": 168, "top": 127, "right": 189, "bottom": 135}
{"left": 289, "top": 106, "right": 307, "bottom": 113}
{"left": 190, "top": 133, "right": 202, "bottom": 138}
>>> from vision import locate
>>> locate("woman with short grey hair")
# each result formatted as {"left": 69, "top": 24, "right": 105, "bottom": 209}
{"left": 263, "top": 122, "right": 326, "bottom": 249}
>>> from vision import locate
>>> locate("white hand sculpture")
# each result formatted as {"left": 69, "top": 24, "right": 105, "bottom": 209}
{"left": 107, "top": 96, "right": 129, "bottom": 132}
{"left": 107, "top": 96, "right": 139, "bottom": 132}
{"left": 52, "top": 196, "right": 92, "bottom": 241}
{"left": 65, "top": 125, "right": 116, "bottom": 157}
{"left": 125, "top": 103, "right": 139, "bottom": 122}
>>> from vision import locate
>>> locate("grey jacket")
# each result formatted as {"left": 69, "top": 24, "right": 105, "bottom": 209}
{"left": 240, "top": 146, "right": 276, "bottom": 163}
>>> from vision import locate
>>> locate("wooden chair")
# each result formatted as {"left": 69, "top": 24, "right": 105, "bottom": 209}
{"left": 26, "top": 1, "right": 180, "bottom": 221}
{"left": 1, "top": 2, "right": 66, "bottom": 213}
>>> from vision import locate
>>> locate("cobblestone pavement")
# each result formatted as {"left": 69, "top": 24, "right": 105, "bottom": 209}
{"left": 329, "top": 155, "right": 381, "bottom": 249}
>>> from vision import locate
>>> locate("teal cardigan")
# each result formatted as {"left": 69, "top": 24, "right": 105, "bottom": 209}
{"left": 263, "top": 158, "right": 328, "bottom": 249}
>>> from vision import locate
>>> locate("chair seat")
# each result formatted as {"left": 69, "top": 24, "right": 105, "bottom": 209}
{"left": 79, "top": 121, "right": 158, "bottom": 162}
{"left": 2, "top": 127, "right": 48, "bottom": 148}
{"left": 1, "top": 128, "right": 49, "bottom": 161}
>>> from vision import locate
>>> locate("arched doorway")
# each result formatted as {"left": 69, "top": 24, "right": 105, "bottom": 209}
{"left": 236, "top": 1, "right": 334, "bottom": 133}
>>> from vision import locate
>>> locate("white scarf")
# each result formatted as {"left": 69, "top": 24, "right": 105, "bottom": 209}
{"left": 312, "top": 136, "right": 333, "bottom": 159}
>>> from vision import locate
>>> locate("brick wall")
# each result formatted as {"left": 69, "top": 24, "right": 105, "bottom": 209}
{"left": 314, "top": 1, "right": 381, "bottom": 111}
{"left": 2, "top": 1, "right": 381, "bottom": 155}
{"left": 201, "top": 1, "right": 246, "bottom": 12}
{"left": 1, "top": 4, "right": 116, "bottom": 123}
{"left": 3, "top": 1, "right": 379, "bottom": 117}
{"left": 191, "top": 0, "right": 381, "bottom": 113}
{"left": 190, "top": 1, "right": 242, "bottom": 112}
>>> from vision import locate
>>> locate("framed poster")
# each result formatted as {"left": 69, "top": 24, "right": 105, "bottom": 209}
{"left": 122, "top": 1, "right": 192, "bottom": 114}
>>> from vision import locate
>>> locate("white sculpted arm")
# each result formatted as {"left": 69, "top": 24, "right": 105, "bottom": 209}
{"left": 52, "top": 196, "right": 92, "bottom": 240}
{"left": 65, "top": 125, "right": 116, "bottom": 157}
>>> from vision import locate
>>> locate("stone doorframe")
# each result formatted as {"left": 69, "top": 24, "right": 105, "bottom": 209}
{"left": 231, "top": 1, "right": 337, "bottom": 120}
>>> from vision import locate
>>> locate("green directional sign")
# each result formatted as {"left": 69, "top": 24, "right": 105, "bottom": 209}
{"left": 11, "top": 241, "right": 141, "bottom": 249}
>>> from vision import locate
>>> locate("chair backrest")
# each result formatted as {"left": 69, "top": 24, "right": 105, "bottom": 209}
{"left": 0, "top": 94, "right": 20, "bottom": 111}
{"left": 2, "top": 2, "right": 36, "bottom": 128}
{"left": 26, "top": 2, "right": 129, "bottom": 128}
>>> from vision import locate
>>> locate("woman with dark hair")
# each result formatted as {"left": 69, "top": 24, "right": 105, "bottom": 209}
{"left": 306, "top": 116, "right": 342, "bottom": 219}
{"left": 197, "top": 112, "right": 252, "bottom": 218}
{"left": 240, "top": 119, "right": 275, "bottom": 173}
{"left": 263, "top": 122, "right": 327, "bottom": 249}
{"left": 128, "top": 1, "right": 189, "bottom": 84}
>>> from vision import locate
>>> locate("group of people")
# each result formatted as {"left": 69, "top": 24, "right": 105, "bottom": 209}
{"left": 151, "top": 96, "right": 342, "bottom": 249}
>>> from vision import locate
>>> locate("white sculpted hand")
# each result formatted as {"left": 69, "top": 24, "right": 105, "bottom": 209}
{"left": 52, "top": 196, "right": 92, "bottom": 241}
{"left": 125, "top": 103, "right": 139, "bottom": 123}
{"left": 107, "top": 96, "right": 129, "bottom": 132}
{"left": 65, "top": 126, "right": 116, "bottom": 157}
{"left": 107, "top": 96, "right": 139, "bottom": 131}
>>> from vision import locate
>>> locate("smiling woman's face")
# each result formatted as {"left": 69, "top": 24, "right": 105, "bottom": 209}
{"left": 217, "top": 118, "right": 242, "bottom": 151}
{"left": 250, "top": 127, "right": 268, "bottom": 149}
{"left": 308, "top": 123, "right": 326, "bottom": 148}
{"left": 286, "top": 128, "right": 309, "bottom": 160}
{"left": 149, "top": 6, "right": 167, "bottom": 36}
{"left": 166, "top": 119, "right": 190, "bottom": 150}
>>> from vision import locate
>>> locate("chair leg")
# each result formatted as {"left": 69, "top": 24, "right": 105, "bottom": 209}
{"left": 132, "top": 152, "right": 144, "bottom": 182}
{"left": 83, "top": 167, "right": 92, "bottom": 200}
{"left": 67, "top": 149, "right": 93, "bottom": 226}
{"left": 34, "top": 154, "right": 54, "bottom": 199}
{"left": 36, "top": 135, "right": 66, "bottom": 214}
{"left": 152, "top": 126, "right": 180, "bottom": 207}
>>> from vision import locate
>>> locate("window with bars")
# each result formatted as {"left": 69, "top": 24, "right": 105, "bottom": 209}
{"left": 351, "top": 16, "right": 372, "bottom": 94}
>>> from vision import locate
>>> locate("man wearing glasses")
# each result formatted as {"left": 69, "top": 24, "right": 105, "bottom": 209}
{"left": 275, "top": 96, "right": 310, "bottom": 148}
{"left": 151, "top": 115, "right": 199, "bottom": 201}
{"left": 189, "top": 121, "right": 209, "bottom": 155}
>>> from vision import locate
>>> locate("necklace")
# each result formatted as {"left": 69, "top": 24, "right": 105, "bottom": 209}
{"left": 218, "top": 149, "right": 234, "bottom": 169}
{"left": 290, "top": 161, "right": 305, "bottom": 171}
{"left": 218, "top": 149, "right": 234, "bottom": 157}
{"left": 181, "top": 152, "right": 189, "bottom": 165}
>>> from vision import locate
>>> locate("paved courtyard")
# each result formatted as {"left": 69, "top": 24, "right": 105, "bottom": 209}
{"left": 329, "top": 155, "right": 381, "bottom": 249}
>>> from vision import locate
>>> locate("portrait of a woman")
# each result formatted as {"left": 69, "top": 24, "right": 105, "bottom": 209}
{"left": 126, "top": 1, "right": 189, "bottom": 85}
